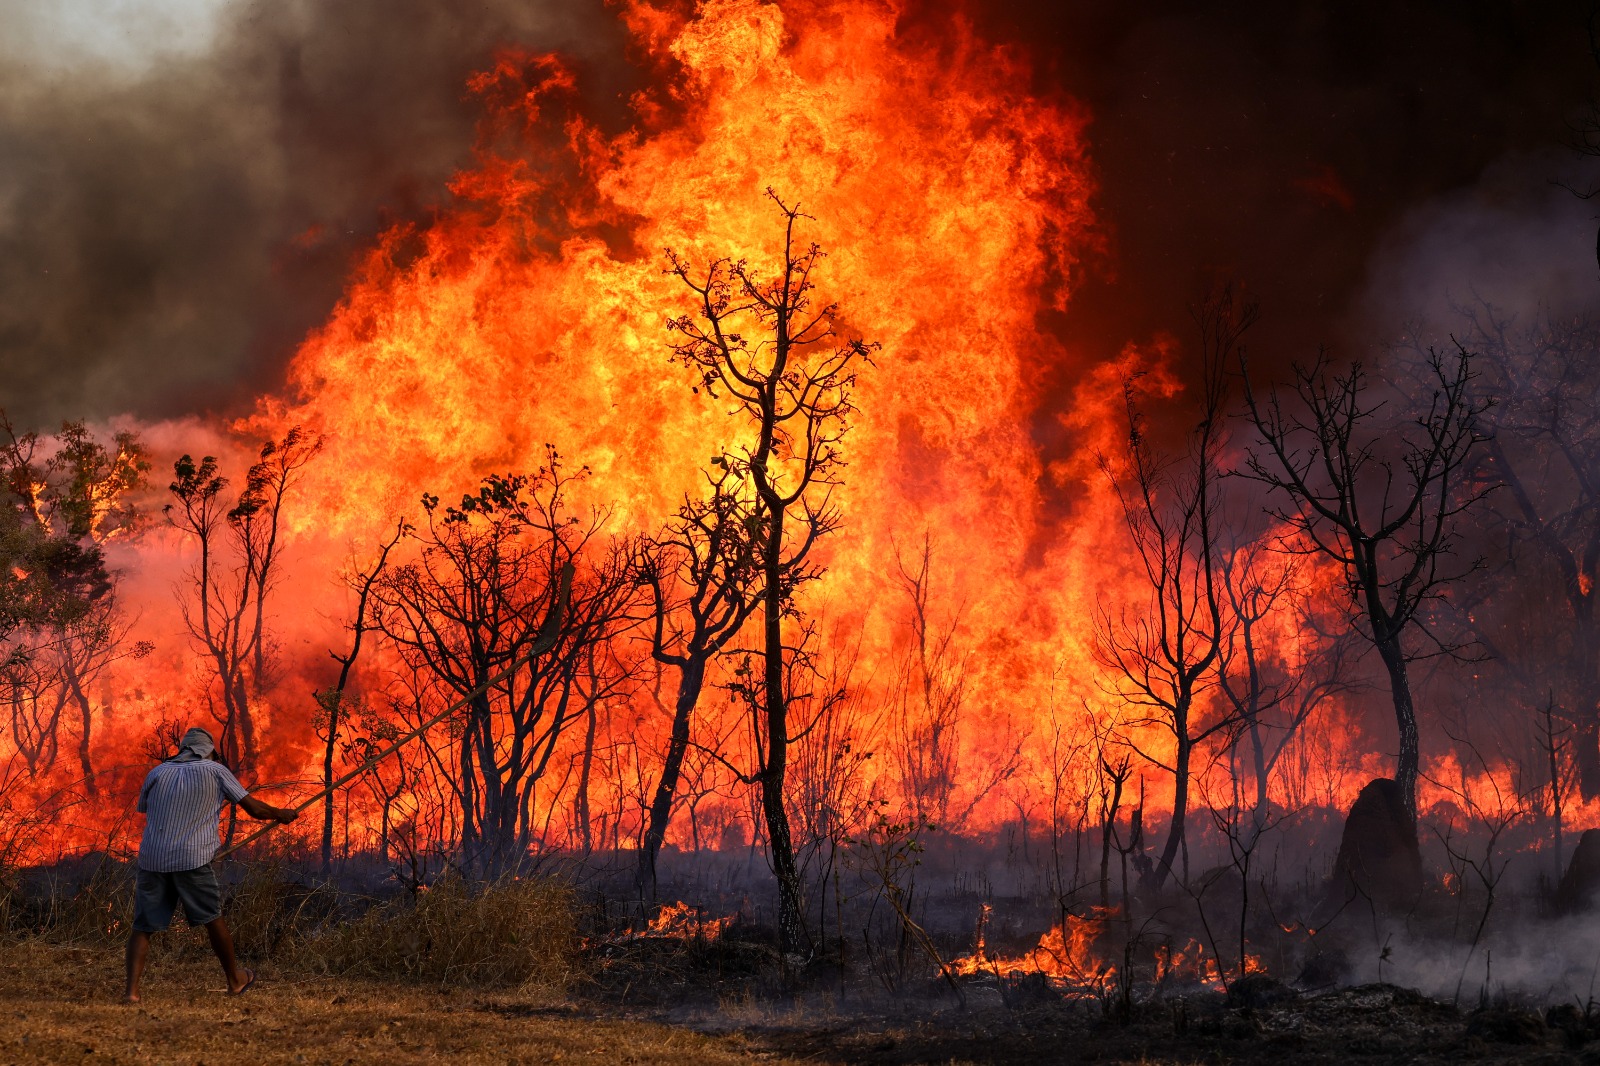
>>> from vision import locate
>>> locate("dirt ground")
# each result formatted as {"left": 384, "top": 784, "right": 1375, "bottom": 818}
{"left": 6, "top": 939, "right": 1596, "bottom": 1065}
{"left": 0, "top": 940, "right": 795, "bottom": 1066}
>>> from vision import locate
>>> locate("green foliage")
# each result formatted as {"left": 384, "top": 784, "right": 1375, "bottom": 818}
{"left": 0, "top": 416, "right": 148, "bottom": 641}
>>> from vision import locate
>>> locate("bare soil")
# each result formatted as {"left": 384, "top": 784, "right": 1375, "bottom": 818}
{"left": 721, "top": 982, "right": 1589, "bottom": 1065}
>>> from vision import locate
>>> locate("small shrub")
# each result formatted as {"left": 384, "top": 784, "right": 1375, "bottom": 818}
{"left": 224, "top": 861, "right": 336, "bottom": 958}
{"left": 299, "top": 874, "right": 577, "bottom": 990}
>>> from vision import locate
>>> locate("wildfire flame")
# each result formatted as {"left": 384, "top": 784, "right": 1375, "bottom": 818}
{"left": 609, "top": 901, "right": 734, "bottom": 943}
{"left": 1, "top": 0, "right": 1564, "bottom": 873}
{"left": 951, "top": 906, "right": 1119, "bottom": 990}
{"left": 950, "top": 905, "right": 1264, "bottom": 994}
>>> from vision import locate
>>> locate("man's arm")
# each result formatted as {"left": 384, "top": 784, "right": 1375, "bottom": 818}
{"left": 238, "top": 793, "right": 299, "bottom": 824}
{"left": 212, "top": 760, "right": 295, "bottom": 823}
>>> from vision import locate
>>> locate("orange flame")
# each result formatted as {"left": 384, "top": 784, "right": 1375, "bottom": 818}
{"left": 2, "top": 0, "right": 1524, "bottom": 870}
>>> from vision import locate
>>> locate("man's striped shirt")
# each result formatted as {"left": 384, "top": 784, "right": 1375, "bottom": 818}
{"left": 135, "top": 757, "right": 250, "bottom": 872}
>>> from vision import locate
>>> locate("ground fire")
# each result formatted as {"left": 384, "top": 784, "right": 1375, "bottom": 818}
{"left": 4, "top": 0, "right": 1600, "bottom": 1062}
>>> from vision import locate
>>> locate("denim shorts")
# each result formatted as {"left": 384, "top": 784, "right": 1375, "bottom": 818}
{"left": 132, "top": 864, "right": 222, "bottom": 932}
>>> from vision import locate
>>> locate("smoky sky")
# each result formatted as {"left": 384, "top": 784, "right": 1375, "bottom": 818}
{"left": 991, "top": 0, "right": 1600, "bottom": 463}
{"left": 0, "top": 0, "right": 636, "bottom": 429}
{"left": 1, "top": 0, "right": 1597, "bottom": 432}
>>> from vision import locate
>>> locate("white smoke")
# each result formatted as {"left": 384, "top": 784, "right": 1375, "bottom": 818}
{"left": 0, "top": 0, "right": 235, "bottom": 78}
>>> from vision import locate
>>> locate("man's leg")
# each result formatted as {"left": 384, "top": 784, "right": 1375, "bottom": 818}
{"left": 126, "top": 869, "right": 176, "bottom": 1004}
{"left": 123, "top": 932, "right": 151, "bottom": 1003}
{"left": 180, "top": 865, "right": 251, "bottom": 994}
{"left": 203, "top": 917, "right": 251, "bottom": 994}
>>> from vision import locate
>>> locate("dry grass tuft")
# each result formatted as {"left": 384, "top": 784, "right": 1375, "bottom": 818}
{"left": 10, "top": 855, "right": 134, "bottom": 945}
{"left": 299, "top": 874, "right": 577, "bottom": 990}
{"left": 225, "top": 860, "right": 338, "bottom": 958}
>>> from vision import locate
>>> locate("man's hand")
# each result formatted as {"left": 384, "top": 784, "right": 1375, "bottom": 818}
{"left": 239, "top": 794, "right": 299, "bottom": 824}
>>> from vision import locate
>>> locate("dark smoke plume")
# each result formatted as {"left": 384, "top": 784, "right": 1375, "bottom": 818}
{"left": 0, "top": 0, "right": 633, "bottom": 428}
{"left": 990, "top": 0, "right": 1600, "bottom": 464}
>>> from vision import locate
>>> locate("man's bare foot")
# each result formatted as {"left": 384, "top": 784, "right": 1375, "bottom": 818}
{"left": 227, "top": 968, "right": 256, "bottom": 996}
{"left": 122, "top": 993, "right": 140, "bottom": 1004}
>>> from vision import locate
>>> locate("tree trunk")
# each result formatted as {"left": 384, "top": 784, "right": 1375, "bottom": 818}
{"left": 321, "top": 696, "right": 339, "bottom": 874}
{"left": 1152, "top": 734, "right": 1190, "bottom": 890}
{"left": 232, "top": 674, "right": 257, "bottom": 776}
{"left": 1098, "top": 771, "right": 1122, "bottom": 910}
{"left": 761, "top": 510, "right": 805, "bottom": 955}
{"left": 67, "top": 673, "right": 95, "bottom": 797}
{"left": 1249, "top": 713, "right": 1269, "bottom": 823}
{"left": 1375, "top": 636, "right": 1420, "bottom": 829}
{"left": 636, "top": 656, "right": 706, "bottom": 897}
{"left": 575, "top": 692, "right": 598, "bottom": 854}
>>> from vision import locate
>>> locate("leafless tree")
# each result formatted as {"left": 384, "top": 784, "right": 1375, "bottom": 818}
{"left": 1035, "top": 691, "right": 1099, "bottom": 912}
{"left": 375, "top": 456, "right": 636, "bottom": 877}
{"left": 167, "top": 427, "right": 321, "bottom": 774}
{"left": 1094, "top": 292, "right": 1250, "bottom": 889}
{"left": 888, "top": 535, "right": 973, "bottom": 830}
{"left": 1537, "top": 694, "right": 1578, "bottom": 877}
{"left": 1216, "top": 542, "right": 1362, "bottom": 825}
{"left": 1242, "top": 345, "right": 1490, "bottom": 827}
{"left": 670, "top": 688, "right": 746, "bottom": 853}
{"left": 346, "top": 662, "right": 460, "bottom": 875}
{"left": 1422, "top": 731, "right": 1529, "bottom": 1006}
{"left": 1438, "top": 306, "right": 1600, "bottom": 801}
{"left": 665, "top": 191, "right": 875, "bottom": 953}
{"left": 570, "top": 639, "right": 644, "bottom": 854}
{"left": 51, "top": 602, "right": 152, "bottom": 792}
{"left": 634, "top": 463, "right": 763, "bottom": 894}
{"left": 785, "top": 624, "right": 880, "bottom": 948}
{"left": 314, "top": 520, "right": 404, "bottom": 873}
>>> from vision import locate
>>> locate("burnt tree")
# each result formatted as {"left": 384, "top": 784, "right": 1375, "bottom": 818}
{"left": 634, "top": 463, "right": 762, "bottom": 895}
{"left": 314, "top": 520, "right": 404, "bottom": 873}
{"left": 1445, "top": 307, "right": 1600, "bottom": 800}
{"left": 167, "top": 428, "right": 321, "bottom": 775}
{"left": 889, "top": 536, "right": 976, "bottom": 830}
{"left": 376, "top": 457, "right": 636, "bottom": 877}
{"left": 1242, "top": 346, "right": 1489, "bottom": 827}
{"left": 1216, "top": 538, "right": 1361, "bottom": 825}
{"left": 1093, "top": 293, "right": 1248, "bottom": 890}
{"left": 665, "top": 192, "right": 874, "bottom": 953}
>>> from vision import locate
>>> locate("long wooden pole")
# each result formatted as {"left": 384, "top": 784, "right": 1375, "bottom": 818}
{"left": 217, "top": 562, "right": 574, "bottom": 861}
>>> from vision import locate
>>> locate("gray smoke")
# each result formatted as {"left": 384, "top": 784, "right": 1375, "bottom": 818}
{"left": 1354, "top": 150, "right": 1598, "bottom": 346}
{"left": 0, "top": 0, "right": 630, "bottom": 428}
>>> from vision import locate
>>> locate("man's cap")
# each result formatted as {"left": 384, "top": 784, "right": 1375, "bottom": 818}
{"left": 179, "top": 727, "right": 215, "bottom": 758}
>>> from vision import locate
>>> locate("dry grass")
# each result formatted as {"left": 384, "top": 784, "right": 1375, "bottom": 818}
{"left": 5, "top": 862, "right": 579, "bottom": 991}
{"left": 11, "top": 853, "right": 134, "bottom": 944}
{"left": 300, "top": 874, "right": 577, "bottom": 989}
{"left": 0, "top": 939, "right": 807, "bottom": 1066}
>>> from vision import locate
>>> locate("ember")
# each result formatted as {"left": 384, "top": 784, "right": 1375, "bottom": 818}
{"left": 630, "top": 902, "right": 734, "bottom": 942}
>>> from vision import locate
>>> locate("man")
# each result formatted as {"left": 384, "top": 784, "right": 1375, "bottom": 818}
{"left": 123, "top": 727, "right": 298, "bottom": 1003}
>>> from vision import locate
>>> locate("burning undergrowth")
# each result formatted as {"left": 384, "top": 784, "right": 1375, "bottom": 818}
{"left": 12, "top": 839, "right": 1600, "bottom": 1066}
